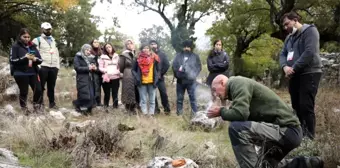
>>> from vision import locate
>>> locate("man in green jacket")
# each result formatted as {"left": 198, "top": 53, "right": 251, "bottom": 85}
{"left": 208, "top": 75, "right": 322, "bottom": 168}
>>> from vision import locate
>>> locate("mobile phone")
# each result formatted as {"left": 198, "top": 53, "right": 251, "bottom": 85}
{"left": 29, "top": 50, "right": 36, "bottom": 56}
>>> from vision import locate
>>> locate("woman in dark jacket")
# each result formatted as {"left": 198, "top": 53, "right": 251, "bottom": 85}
{"left": 89, "top": 39, "right": 103, "bottom": 106}
{"left": 10, "top": 28, "right": 43, "bottom": 115}
{"left": 206, "top": 39, "right": 230, "bottom": 87}
{"left": 73, "top": 44, "right": 96, "bottom": 114}
{"left": 119, "top": 39, "right": 139, "bottom": 114}
{"left": 132, "top": 43, "right": 160, "bottom": 116}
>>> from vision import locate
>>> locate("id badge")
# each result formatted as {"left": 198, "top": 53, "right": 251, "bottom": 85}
{"left": 287, "top": 51, "right": 294, "bottom": 61}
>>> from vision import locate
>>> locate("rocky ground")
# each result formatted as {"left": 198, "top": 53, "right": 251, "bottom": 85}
{"left": 1, "top": 55, "right": 340, "bottom": 168}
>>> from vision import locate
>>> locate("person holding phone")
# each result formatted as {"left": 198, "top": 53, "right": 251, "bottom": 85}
{"left": 73, "top": 44, "right": 96, "bottom": 115}
{"left": 10, "top": 28, "right": 43, "bottom": 115}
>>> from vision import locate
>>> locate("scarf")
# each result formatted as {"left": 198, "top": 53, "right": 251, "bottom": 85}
{"left": 137, "top": 52, "right": 154, "bottom": 76}
{"left": 80, "top": 44, "right": 92, "bottom": 66}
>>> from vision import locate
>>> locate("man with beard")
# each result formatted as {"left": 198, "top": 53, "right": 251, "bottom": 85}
{"left": 172, "top": 40, "right": 201, "bottom": 116}
{"left": 279, "top": 11, "right": 322, "bottom": 140}
{"left": 149, "top": 40, "right": 171, "bottom": 114}
{"left": 33, "top": 22, "right": 60, "bottom": 109}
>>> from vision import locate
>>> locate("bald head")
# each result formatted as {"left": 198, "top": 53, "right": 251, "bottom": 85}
{"left": 211, "top": 75, "right": 229, "bottom": 100}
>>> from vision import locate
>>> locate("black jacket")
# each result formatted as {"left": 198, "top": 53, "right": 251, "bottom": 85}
{"left": 155, "top": 50, "right": 170, "bottom": 78}
{"left": 73, "top": 53, "right": 94, "bottom": 108}
{"left": 206, "top": 50, "right": 229, "bottom": 86}
{"left": 10, "top": 41, "right": 42, "bottom": 75}
{"left": 132, "top": 54, "right": 161, "bottom": 87}
{"left": 172, "top": 51, "right": 202, "bottom": 84}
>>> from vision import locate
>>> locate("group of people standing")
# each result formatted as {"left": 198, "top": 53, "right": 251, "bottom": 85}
{"left": 73, "top": 38, "right": 230, "bottom": 116}
{"left": 9, "top": 22, "right": 231, "bottom": 117}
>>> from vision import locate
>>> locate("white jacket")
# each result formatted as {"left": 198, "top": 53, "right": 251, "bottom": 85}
{"left": 32, "top": 34, "right": 60, "bottom": 69}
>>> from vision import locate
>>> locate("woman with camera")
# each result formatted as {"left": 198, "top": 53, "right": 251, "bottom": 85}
{"left": 10, "top": 28, "right": 43, "bottom": 115}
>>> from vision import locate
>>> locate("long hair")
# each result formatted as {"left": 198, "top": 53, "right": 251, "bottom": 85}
{"left": 89, "top": 39, "right": 102, "bottom": 56}
{"left": 17, "top": 28, "right": 30, "bottom": 42}
{"left": 209, "top": 39, "right": 223, "bottom": 56}
{"left": 103, "top": 43, "right": 116, "bottom": 56}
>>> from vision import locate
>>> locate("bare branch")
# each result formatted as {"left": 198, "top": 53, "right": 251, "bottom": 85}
{"left": 134, "top": 0, "right": 174, "bottom": 31}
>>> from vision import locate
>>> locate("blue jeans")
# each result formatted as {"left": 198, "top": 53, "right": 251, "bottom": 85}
{"left": 176, "top": 82, "right": 197, "bottom": 115}
{"left": 138, "top": 84, "right": 156, "bottom": 115}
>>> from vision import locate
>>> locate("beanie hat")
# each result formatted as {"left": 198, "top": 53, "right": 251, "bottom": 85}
{"left": 139, "top": 42, "right": 150, "bottom": 51}
{"left": 182, "top": 40, "right": 193, "bottom": 49}
{"left": 149, "top": 39, "right": 158, "bottom": 45}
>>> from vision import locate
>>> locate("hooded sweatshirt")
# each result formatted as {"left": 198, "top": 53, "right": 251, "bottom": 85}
{"left": 279, "top": 24, "right": 322, "bottom": 75}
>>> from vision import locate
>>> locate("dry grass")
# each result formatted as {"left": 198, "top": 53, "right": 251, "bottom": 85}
{"left": 1, "top": 67, "right": 340, "bottom": 168}
{"left": 314, "top": 86, "right": 340, "bottom": 167}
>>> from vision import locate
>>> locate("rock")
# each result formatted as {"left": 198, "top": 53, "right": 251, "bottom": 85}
{"left": 146, "top": 157, "right": 199, "bottom": 168}
{"left": 5, "top": 84, "right": 19, "bottom": 96}
{"left": 190, "top": 111, "right": 218, "bottom": 131}
{"left": 4, "top": 104, "right": 16, "bottom": 116}
{"left": 58, "top": 108, "right": 81, "bottom": 117}
{"left": 0, "top": 64, "right": 10, "bottom": 76}
{"left": 0, "top": 148, "right": 27, "bottom": 168}
{"left": 70, "top": 110, "right": 82, "bottom": 117}
{"left": 147, "top": 156, "right": 173, "bottom": 168}
{"left": 49, "top": 111, "right": 66, "bottom": 121}
{"left": 172, "top": 158, "right": 199, "bottom": 168}
{"left": 333, "top": 108, "right": 340, "bottom": 113}
{"left": 32, "top": 116, "right": 47, "bottom": 126}
{"left": 0, "top": 104, "right": 16, "bottom": 118}
{"left": 66, "top": 120, "right": 96, "bottom": 133}
{"left": 332, "top": 64, "right": 340, "bottom": 68}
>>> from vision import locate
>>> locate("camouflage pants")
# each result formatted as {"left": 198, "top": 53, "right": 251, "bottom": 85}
{"left": 228, "top": 121, "right": 303, "bottom": 168}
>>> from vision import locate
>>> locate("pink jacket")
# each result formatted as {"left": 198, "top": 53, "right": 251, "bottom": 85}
{"left": 98, "top": 53, "right": 120, "bottom": 82}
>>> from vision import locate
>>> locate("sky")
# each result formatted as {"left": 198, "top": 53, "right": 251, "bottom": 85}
{"left": 91, "top": 0, "right": 215, "bottom": 50}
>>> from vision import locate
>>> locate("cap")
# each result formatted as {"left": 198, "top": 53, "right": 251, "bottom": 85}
{"left": 41, "top": 22, "right": 52, "bottom": 29}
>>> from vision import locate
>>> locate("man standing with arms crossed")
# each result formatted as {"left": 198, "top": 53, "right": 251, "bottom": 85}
{"left": 33, "top": 22, "right": 60, "bottom": 109}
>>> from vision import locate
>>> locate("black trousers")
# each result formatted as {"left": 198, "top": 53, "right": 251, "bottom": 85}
{"left": 102, "top": 79, "right": 120, "bottom": 107}
{"left": 39, "top": 66, "right": 58, "bottom": 106}
{"left": 288, "top": 73, "right": 321, "bottom": 139}
{"left": 155, "top": 78, "right": 170, "bottom": 113}
{"left": 14, "top": 75, "right": 42, "bottom": 107}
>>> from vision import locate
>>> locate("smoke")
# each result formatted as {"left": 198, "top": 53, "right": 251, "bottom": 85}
{"left": 195, "top": 83, "right": 214, "bottom": 112}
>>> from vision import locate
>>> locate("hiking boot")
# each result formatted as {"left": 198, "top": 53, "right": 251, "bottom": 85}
{"left": 49, "top": 103, "right": 59, "bottom": 110}
{"left": 308, "top": 156, "right": 324, "bottom": 168}
{"left": 164, "top": 106, "right": 171, "bottom": 113}
{"left": 33, "top": 104, "right": 44, "bottom": 114}
{"left": 21, "top": 107, "right": 31, "bottom": 116}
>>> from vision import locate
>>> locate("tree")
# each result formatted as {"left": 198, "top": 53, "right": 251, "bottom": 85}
{"left": 207, "top": 0, "right": 272, "bottom": 75}
{"left": 103, "top": 27, "right": 131, "bottom": 53}
{"left": 0, "top": 0, "right": 79, "bottom": 50}
{"left": 265, "top": 0, "right": 340, "bottom": 45}
{"left": 138, "top": 25, "right": 176, "bottom": 60}
{"left": 57, "top": 0, "right": 101, "bottom": 60}
{"left": 118, "top": 0, "right": 224, "bottom": 52}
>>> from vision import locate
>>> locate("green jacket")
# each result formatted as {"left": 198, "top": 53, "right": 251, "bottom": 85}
{"left": 220, "top": 76, "right": 300, "bottom": 127}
